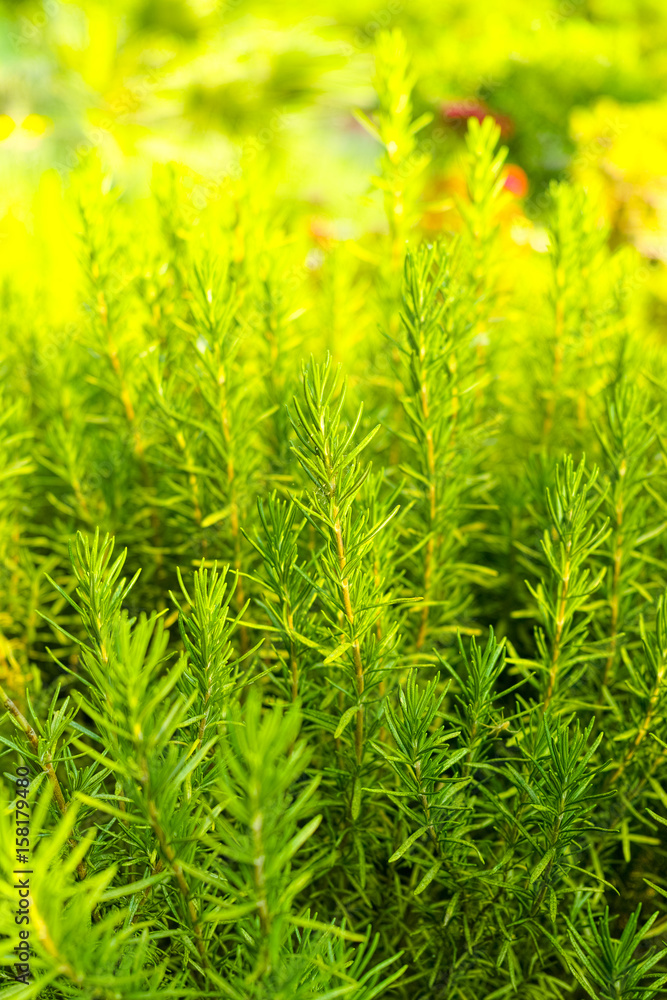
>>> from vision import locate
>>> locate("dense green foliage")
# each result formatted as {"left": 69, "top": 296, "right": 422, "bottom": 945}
{"left": 3, "top": 22, "right": 667, "bottom": 1000}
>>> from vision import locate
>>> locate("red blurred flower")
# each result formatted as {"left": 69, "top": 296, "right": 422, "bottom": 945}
{"left": 441, "top": 99, "right": 514, "bottom": 138}
{"left": 502, "top": 164, "right": 528, "bottom": 198}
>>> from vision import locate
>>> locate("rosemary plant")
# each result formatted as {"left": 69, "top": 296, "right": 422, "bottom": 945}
{"left": 2, "top": 29, "right": 667, "bottom": 1000}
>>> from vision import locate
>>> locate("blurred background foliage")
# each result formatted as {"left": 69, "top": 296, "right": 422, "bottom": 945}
{"left": 2, "top": 0, "right": 667, "bottom": 285}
